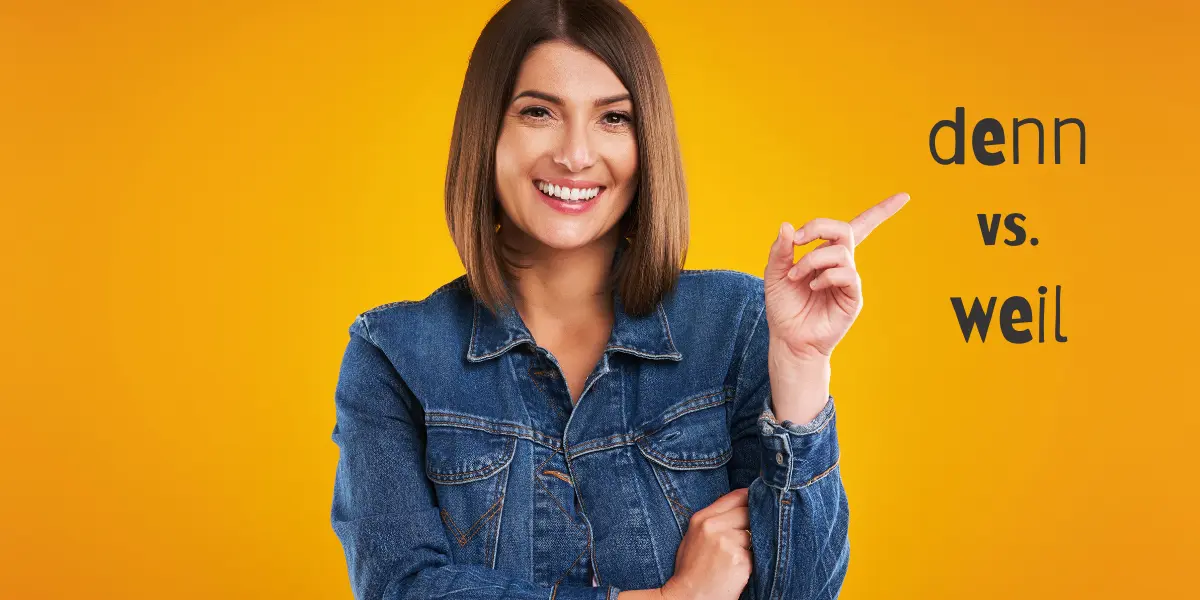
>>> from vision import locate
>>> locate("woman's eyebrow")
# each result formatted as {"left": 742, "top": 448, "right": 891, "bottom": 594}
{"left": 593, "top": 93, "right": 631, "bottom": 107}
{"left": 511, "top": 89, "right": 631, "bottom": 107}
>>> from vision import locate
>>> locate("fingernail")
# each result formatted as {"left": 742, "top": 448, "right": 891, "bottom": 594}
{"left": 793, "top": 228, "right": 804, "bottom": 244}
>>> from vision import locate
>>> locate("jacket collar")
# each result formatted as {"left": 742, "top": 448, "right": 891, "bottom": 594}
{"left": 465, "top": 242, "right": 682, "bottom": 363}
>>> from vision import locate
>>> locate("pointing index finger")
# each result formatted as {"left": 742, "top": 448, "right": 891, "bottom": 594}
{"left": 849, "top": 192, "right": 910, "bottom": 246}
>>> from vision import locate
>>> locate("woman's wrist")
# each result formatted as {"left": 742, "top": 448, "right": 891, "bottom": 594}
{"left": 767, "top": 337, "right": 832, "bottom": 425}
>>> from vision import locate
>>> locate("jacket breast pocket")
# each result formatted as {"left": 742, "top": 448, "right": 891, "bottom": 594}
{"left": 636, "top": 395, "right": 733, "bottom": 536}
{"left": 424, "top": 423, "right": 518, "bottom": 567}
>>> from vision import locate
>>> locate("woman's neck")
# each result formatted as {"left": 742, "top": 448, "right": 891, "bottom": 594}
{"left": 498, "top": 225, "right": 618, "bottom": 339}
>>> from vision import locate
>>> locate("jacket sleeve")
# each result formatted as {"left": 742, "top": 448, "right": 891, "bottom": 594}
{"left": 725, "top": 292, "right": 850, "bottom": 600}
{"left": 331, "top": 314, "right": 621, "bottom": 600}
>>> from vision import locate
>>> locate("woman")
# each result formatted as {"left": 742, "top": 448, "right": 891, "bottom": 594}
{"left": 330, "top": 0, "right": 908, "bottom": 599}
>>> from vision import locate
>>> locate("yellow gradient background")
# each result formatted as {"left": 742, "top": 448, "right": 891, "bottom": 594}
{"left": 3, "top": 0, "right": 1197, "bottom": 598}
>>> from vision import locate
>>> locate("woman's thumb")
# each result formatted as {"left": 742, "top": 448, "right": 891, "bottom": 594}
{"left": 764, "top": 222, "right": 796, "bottom": 284}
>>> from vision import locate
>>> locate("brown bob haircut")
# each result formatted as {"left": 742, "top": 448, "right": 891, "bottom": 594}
{"left": 444, "top": 0, "right": 688, "bottom": 318}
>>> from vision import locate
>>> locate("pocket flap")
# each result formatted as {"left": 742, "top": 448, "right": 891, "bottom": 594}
{"left": 425, "top": 424, "right": 518, "bottom": 484}
{"left": 636, "top": 401, "right": 732, "bottom": 470}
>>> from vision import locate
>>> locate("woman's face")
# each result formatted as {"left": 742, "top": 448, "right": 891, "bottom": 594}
{"left": 494, "top": 40, "right": 638, "bottom": 253}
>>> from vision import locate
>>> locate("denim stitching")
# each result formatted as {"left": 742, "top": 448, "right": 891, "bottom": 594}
{"left": 552, "top": 541, "right": 590, "bottom": 589}
{"left": 426, "top": 436, "right": 517, "bottom": 484}
{"left": 605, "top": 344, "right": 681, "bottom": 360}
{"left": 361, "top": 278, "right": 466, "bottom": 316}
{"left": 530, "top": 365, "right": 570, "bottom": 421}
{"left": 656, "top": 302, "right": 682, "bottom": 357}
{"left": 425, "top": 414, "right": 561, "bottom": 452}
{"left": 769, "top": 484, "right": 787, "bottom": 600}
{"left": 358, "top": 314, "right": 379, "bottom": 347}
{"left": 655, "top": 390, "right": 730, "bottom": 426}
{"left": 467, "top": 300, "right": 481, "bottom": 359}
{"left": 758, "top": 402, "right": 835, "bottom": 436}
{"left": 778, "top": 490, "right": 794, "bottom": 600}
{"left": 799, "top": 461, "right": 840, "bottom": 489}
{"left": 487, "top": 466, "right": 509, "bottom": 569}
{"left": 678, "top": 268, "right": 762, "bottom": 280}
{"left": 565, "top": 432, "right": 636, "bottom": 459}
{"left": 639, "top": 444, "right": 733, "bottom": 469}
{"left": 439, "top": 493, "right": 504, "bottom": 548}
{"left": 646, "top": 460, "right": 689, "bottom": 537}
{"left": 734, "top": 300, "right": 766, "bottom": 403}
{"left": 533, "top": 452, "right": 587, "bottom": 535}
{"left": 466, "top": 301, "right": 535, "bottom": 362}
{"left": 667, "top": 494, "right": 694, "bottom": 520}
{"left": 460, "top": 495, "right": 505, "bottom": 546}
{"left": 566, "top": 392, "right": 732, "bottom": 461}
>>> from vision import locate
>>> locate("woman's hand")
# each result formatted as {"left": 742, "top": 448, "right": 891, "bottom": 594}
{"left": 659, "top": 487, "right": 752, "bottom": 600}
{"left": 762, "top": 193, "right": 910, "bottom": 422}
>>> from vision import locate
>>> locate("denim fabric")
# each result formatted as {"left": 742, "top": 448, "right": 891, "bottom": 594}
{"left": 330, "top": 267, "right": 850, "bottom": 600}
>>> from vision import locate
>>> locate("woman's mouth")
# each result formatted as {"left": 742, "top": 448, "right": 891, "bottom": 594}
{"left": 533, "top": 179, "right": 606, "bottom": 215}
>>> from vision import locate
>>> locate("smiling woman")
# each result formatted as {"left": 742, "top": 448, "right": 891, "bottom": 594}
{"left": 329, "top": 0, "right": 876, "bottom": 599}
{"left": 444, "top": 0, "right": 688, "bottom": 323}
{"left": 493, "top": 40, "right": 641, "bottom": 282}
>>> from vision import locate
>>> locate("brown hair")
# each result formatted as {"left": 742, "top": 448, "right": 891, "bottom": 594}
{"left": 444, "top": 0, "right": 688, "bottom": 317}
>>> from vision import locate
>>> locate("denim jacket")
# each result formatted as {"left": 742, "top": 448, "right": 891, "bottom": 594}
{"left": 330, "top": 267, "right": 849, "bottom": 600}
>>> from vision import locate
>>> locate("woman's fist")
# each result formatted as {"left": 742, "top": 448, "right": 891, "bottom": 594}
{"left": 661, "top": 487, "right": 753, "bottom": 600}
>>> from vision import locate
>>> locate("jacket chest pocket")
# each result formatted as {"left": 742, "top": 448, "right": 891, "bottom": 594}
{"left": 636, "top": 395, "right": 733, "bottom": 536}
{"left": 424, "top": 423, "right": 518, "bottom": 568}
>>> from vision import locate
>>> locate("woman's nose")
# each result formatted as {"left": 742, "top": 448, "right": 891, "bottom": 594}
{"left": 552, "top": 122, "right": 596, "bottom": 173}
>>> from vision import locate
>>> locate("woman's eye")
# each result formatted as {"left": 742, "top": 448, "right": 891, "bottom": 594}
{"left": 603, "top": 112, "right": 632, "bottom": 126}
{"left": 520, "top": 107, "right": 551, "bottom": 119}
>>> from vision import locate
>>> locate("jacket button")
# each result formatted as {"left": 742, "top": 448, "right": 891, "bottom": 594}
{"left": 760, "top": 423, "right": 772, "bottom": 435}
{"left": 775, "top": 452, "right": 785, "bottom": 465}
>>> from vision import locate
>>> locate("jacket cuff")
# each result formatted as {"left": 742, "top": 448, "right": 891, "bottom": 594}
{"left": 757, "top": 394, "right": 839, "bottom": 490}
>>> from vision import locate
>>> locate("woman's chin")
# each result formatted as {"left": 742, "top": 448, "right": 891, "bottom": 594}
{"left": 526, "top": 227, "right": 612, "bottom": 253}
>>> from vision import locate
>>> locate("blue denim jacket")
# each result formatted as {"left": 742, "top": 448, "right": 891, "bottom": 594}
{"left": 330, "top": 267, "right": 849, "bottom": 600}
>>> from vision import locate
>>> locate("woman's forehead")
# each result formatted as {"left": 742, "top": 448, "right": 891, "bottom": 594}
{"left": 513, "top": 41, "right": 630, "bottom": 102}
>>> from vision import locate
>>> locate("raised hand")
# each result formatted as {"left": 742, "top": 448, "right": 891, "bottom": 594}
{"left": 763, "top": 192, "right": 910, "bottom": 364}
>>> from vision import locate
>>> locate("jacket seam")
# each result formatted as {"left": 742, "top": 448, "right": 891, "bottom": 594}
{"left": 360, "top": 277, "right": 467, "bottom": 317}
{"left": 425, "top": 413, "right": 562, "bottom": 452}
{"left": 735, "top": 299, "right": 767, "bottom": 401}
{"left": 760, "top": 400, "right": 836, "bottom": 437}
{"left": 798, "top": 460, "right": 840, "bottom": 489}
{"left": 533, "top": 453, "right": 588, "bottom": 535}
{"left": 358, "top": 313, "right": 380, "bottom": 347}
{"left": 565, "top": 391, "right": 731, "bottom": 461}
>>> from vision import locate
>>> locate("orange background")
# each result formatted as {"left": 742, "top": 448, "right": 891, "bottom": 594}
{"left": 3, "top": 0, "right": 1198, "bottom": 598}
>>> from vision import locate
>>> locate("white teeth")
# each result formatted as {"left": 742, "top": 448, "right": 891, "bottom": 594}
{"left": 536, "top": 180, "right": 601, "bottom": 202}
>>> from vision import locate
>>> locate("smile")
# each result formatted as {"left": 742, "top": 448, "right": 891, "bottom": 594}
{"left": 534, "top": 180, "right": 604, "bottom": 203}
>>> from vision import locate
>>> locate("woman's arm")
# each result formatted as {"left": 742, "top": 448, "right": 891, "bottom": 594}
{"left": 726, "top": 294, "right": 849, "bottom": 600}
{"left": 730, "top": 196, "right": 907, "bottom": 598}
{"left": 331, "top": 314, "right": 641, "bottom": 600}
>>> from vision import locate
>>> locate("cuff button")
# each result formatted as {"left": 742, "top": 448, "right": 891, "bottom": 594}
{"left": 775, "top": 452, "right": 785, "bottom": 465}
